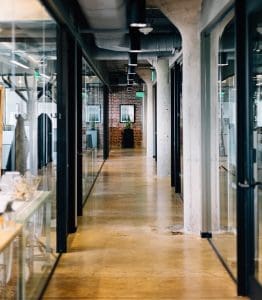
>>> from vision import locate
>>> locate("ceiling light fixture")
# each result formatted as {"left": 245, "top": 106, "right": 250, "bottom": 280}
{"left": 139, "top": 26, "right": 153, "bottom": 35}
{"left": 129, "top": 0, "right": 147, "bottom": 28}
{"left": 40, "top": 73, "right": 51, "bottom": 80}
{"left": 10, "top": 60, "right": 29, "bottom": 69}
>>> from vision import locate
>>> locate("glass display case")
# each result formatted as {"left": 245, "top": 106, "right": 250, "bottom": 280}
{"left": 0, "top": 0, "right": 58, "bottom": 298}
{"left": 0, "top": 223, "right": 22, "bottom": 300}
{"left": 14, "top": 191, "right": 53, "bottom": 299}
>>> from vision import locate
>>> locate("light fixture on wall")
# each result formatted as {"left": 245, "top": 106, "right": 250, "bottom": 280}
{"left": 128, "top": 53, "right": 137, "bottom": 66}
{"left": 129, "top": 0, "right": 147, "bottom": 28}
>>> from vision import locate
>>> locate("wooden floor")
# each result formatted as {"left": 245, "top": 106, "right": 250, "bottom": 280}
{"left": 43, "top": 149, "right": 246, "bottom": 300}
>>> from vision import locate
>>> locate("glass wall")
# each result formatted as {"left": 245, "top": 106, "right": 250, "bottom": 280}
{"left": 213, "top": 19, "right": 237, "bottom": 277}
{"left": 82, "top": 58, "right": 104, "bottom": 202}
{"left": 0, "top": 0, "right": 58, "bottom": 298}
{"left": 205, "top": 13, "right": 237, "bottom": 278}
{"left": 251, "top": 8, "right": 262, "bottom": 285}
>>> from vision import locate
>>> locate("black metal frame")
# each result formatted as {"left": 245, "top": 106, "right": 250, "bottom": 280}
{"left": 103, "top": 86, "right": 110, "bottom": 160}
{"left": 67, "top": 36, "right": 78, "bottom": 234}
{"left": 171, "top": 68, "right": 175, "bottom": 186}
{"left": 153, "top": 83, "right": 157, "bottom": 161}
{"left": 236, "top": 0, "right": 254, "bottom": 295}
{"left": 171, "top": 63, "right": 182, "bottom": 193}
{"left": 77, "top": 46, "right": 83, "bottom": 216}
{"left": 56, "top": 25, "right": 69, "bottom": 252}
{"left": 240, "top": 0, "right": 262, "bottom": 298}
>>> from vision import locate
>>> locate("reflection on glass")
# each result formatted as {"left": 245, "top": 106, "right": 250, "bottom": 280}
{"left": 82, "top": 58, "right": 104, "bottom": 202}
{"left": 252, "top": 9, "right": 262, "bottom": 284}
{"left": 212, "top": 19, "right": 237, "bottom": 278}
{"left": 0, "top": 0, "right": 57, "bottom": 298}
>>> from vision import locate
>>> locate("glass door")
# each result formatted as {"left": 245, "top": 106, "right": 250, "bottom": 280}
{"left": 251, "top": 7, "right": 262, "bottom": 286}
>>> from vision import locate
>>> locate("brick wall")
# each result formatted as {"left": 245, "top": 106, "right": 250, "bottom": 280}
{"left": 109, "top": 86, "right": 143, "bottom": 149}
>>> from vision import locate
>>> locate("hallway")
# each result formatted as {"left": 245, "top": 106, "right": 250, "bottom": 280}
{"left": 43, "top": 149, "right": 242, "bottom": 300}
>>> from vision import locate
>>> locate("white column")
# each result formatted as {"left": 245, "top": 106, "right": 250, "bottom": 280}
{"left": 182, "top": 29, "right": 202, "bottom": 233}
{"left": 137, "top": 70, "right": 154, "bottom": 158}
{"left": 146, "top": 82, "right": 153, "bottom": 157}
{"left": 149, "top": 0, "right": 203, "bottom": 232}
{"left": 155, "top": 58, "right": 171, "bottom": 177}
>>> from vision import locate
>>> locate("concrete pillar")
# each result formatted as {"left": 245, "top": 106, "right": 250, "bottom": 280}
{"left": 137, "top": 69, "right": 154, "bottom": 158}
{"left": 149, "top": 0, "right": 202, "bottom": 233}
{"left": 155, "top": 58, "right": 171, "bottom": 177}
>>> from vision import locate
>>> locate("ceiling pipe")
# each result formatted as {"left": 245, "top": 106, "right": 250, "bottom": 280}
{"left": 94, "top": 33, "right": 181, "bottom": 52}
{"left": 92, "top": 49, "right": 174, "bottom": 60}
{"left": 129, "top": 27, "right": 141, "bottom": 53}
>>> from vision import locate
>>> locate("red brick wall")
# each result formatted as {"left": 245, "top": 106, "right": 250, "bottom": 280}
{"left": 109, "top": 86, "right": 143, "bottom": 148}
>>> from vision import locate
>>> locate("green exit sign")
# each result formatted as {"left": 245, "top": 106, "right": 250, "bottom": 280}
{"left": 136, "top": 91, "right": 144, "bottom": 98}
{"left": 34, "top": 70, "right": 40, "bottom": 79}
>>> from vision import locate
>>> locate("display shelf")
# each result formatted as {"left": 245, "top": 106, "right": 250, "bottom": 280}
{"left": 0, "top": 225, "right": 22, "bottom": 252}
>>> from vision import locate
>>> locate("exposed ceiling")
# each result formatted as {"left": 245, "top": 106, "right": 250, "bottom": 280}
{"left": 77, "top": 0, "right": 182, "bottom": 85}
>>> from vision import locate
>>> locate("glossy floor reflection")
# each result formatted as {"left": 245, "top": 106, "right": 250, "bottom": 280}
{"left": 43, "top": 149, "right": 245, "bottom": 299}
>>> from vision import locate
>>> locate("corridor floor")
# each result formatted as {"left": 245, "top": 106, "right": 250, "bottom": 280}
{"left": 43, "top": 149, "right": 244, "bottom": 300}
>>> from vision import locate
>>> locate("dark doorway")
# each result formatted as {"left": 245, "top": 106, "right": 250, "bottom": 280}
{"left": 171, "top": 62, "right": 183, "bottom": 195}
{"left": 38, "top": 113, "right": 52, "bottom": 169}
{"left": 153, "top": 83, "right": 157, "bottom": 161}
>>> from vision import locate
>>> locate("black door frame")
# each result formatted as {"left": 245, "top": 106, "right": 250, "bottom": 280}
{"left": 171, "top": 62, "right": 182, "bottom": 193}
{"left": 153, "top": 83, "right": 157, "bottom": 161}
{"left": 56, "top": 25, "right": 69, "bottom": 252}
{"left": 236, "top": 0, "right": 262, "bottom": 297}
{"left": 67, "top": 36, "right": 78, "bottom": 234}
{"left": 77, "top": 46, "right": 83, "bottom": 217}
{"left": 103, "top": 86, "right": 110, "bottom": 160}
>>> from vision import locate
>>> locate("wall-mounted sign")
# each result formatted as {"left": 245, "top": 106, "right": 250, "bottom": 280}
{"left": 135, "top": 91, "right": 144, "bottom": 98}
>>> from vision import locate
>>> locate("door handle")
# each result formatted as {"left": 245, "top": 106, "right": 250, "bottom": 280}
{"left": 238, "top": 180, "right": 262, "bottom": 188}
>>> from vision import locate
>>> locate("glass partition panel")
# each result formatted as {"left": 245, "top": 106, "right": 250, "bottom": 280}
{"left": 82, "top": 58, "right": 104, "bottom": 202}
{"left": 0, "top": 0, "right": 58, "bottom": 298}
{"left": 208, "top": 17, "right": 237, "bottom": 278}
{"left": 251, "top": 8, "right": 262, "bottom": 284}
